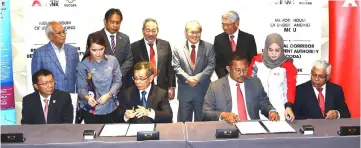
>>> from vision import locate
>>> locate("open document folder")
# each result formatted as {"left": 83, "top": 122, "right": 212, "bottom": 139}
{"left": 99, "top": 124, "right": 155, "bottom": 137}
{"left": 235, "top": 120, "right": 296, "bottom": 134}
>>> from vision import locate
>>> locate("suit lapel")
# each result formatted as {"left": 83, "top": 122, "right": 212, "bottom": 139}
{"left": 34, "top": 93, "right": 46, "bottom": 124}
{"left": 132, "top": 87, "right": 141, "bottom": 108}
{"left": 325, "top": 82, "right": 332, "bottom": 111}
{"left": 244, "top": 79, "right": 253, "bottom": 117}
{"left": 47, "top": 90, "right": 58, "bottom": 123}
{"left": 64, "top": 45, "right": 71, "bottom": 75}
{"left": 146, "top": 86, "right": 156, "bottom": 109}
{"left": 236, "top": 30, "right": 242, "bottom": 50}
{"left": 182, "top": 41, "right": 194, "bottom": 70}
{"left": 101, "top": 29, "right": 113, "bottom": 55}
{"left": 222, "top": 77, "right": 232, "bottom": 112}
{"left": 46, "top": 42, "right": 64, "bottom": 74}
{"left": 223, "top": 33, "right": 233, "bottom": 55}
{"left": 194, "top": 40, "right": 205, "bottom": 71}
{"left": 115, "top": 32, "right": 122, "bottom": 54}
{"left": 306, "top": 81, "right": 323, "bottom": 116}
{"left": 140, "top": 39, "right": 150, "bottom": 61}
{"left": 156, "top": 40, "right": 164, "bottom": 75}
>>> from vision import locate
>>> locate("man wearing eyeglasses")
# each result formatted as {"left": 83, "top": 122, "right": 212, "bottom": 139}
{"left": 293, "top": 60, "right": 350, "bottom": 119}
{"left": 21, "top": 69, "right": 73, "bottom": 124}
{"left": 123, "top": 62, "right": 172, "bottom": 123}
{"left": 31, "top": 21, "right": 80, "bottom": 93}
{"left": 202, "top": 55, "right": 279, "bottom": 124}
{"left": 131, "top": 18, "right": 175, "bottom": 100}
{"left": 172, "top": 21, "right": 215, "bottom": 122}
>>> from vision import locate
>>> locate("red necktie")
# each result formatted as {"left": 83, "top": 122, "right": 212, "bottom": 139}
{"left": 148, "top": 43, "right": 157, "bottom": 76}
{"left": 44, "top": 99, "right": 49, "bottom": 122}
{"left": 230, "top": 35, "right": 236, "bottom": 52}
{"left": 110, "top": 35, "right": 116, "bottom": 54}
{"left": 190, "top": 45, "right": 196, "bottom": 70}
{"left": 236, "top": 83, "right": 247, "bottom": 120}
{"left": 317, "top": 87, "right": 325, "bottom": 117}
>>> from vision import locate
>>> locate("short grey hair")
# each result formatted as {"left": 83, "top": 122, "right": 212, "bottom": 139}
{"left": 142, "top": 18, "right": 159, "bottom": 30}
{"left": 45, "top": 21, "right": 59, "bottom": 38}
{"left": 222, "top": 11, "right": 239, "bottom": 23}
{"left": 185, "top": 20, "right": 202, "bottom": 32}
{"left": 312, "top": 60, "right": 332, "bottom": 79}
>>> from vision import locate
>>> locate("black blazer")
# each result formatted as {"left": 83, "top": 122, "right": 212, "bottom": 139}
{"left": 214, "top": 30, "right": 257, "bottom": 78}
{"left": 87, "top": 29, "right": 133, "bottom": 88}
{"left": 123, "top": 85, "right": 173, "bottom": 123}
{"left": 21, "top": 89, "right": 73, "bottom": 124}
{"left": 293, "top": 81, "right": 351, "bottom": 119}
{"left": 131, "top": 38, "right": 175, "bottom": 90}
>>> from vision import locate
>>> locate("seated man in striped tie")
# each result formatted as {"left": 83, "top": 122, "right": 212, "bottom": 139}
{"left": 123, "top": 61, "right": 173, "bottom": 123}
{"left": 293, "top": 60, "right": 350, "bottom": 119}
{"left": 21, "top": 69, "right": 73, "bottom": 124}
{"left": 202, "top": 55, "right": 279, "bottom": 124}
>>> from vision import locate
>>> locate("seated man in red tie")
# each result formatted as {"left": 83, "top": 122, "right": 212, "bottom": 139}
{"left": 21, "top": 69, "right": 73, "bottom": 124}
{"left": 202, "top": 55, "right": 279, "bottom": 124}
{"left": 293, "top": 60, "right": 350, "bottom": 119}
{"left": 123, "top": 61, "right": 173, "bottom": 123}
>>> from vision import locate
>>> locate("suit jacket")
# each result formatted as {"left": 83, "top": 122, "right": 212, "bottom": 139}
{"left": 89, "top": 29, "right": 133, "bottom": 88}
{"left": 21, "top": 89, "right": 73, "bottom": 124}
{"left": 31, "top": 42, "right": 79, "bottom": 93}
{"left": 202, "top": 76, "right": 275, "bottom": 121}
{"left": 293, "top": 81, "right": 351, "bottom": 119}
{"left": 123, "top": 85, "right": 173, "bottom": 123}
{"left": 214, "top": 30, "right": 257, "bottom": 78}
{"left": 131, "top": 38, "right": 175, "bottom": 90}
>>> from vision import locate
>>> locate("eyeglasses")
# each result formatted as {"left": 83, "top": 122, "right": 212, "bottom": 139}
{"left": 53, "top": 30, "right": 66, "bottom": 35}
{"left": 132, "top": 75, "right": 151, "bottom": 81}
{"left": 311, "top": 71, "right": 327, "bottom": 79}
{"left": 187, "top": 31, "right": 201, "bottom": 35}
{"left": 37, "top": 79, "right": 55, "bottom": 86}
{"left": 222, "top": 23, "right": 233, "bottom": 27}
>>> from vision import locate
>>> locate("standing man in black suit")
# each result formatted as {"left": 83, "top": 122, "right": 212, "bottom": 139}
{"left": 131, "top": 18, "right": 176, "bottom": 100}
{"left": 123, "top": 62, "right": 173, "bottom": 123}
{"left": 293, "top": 60, "right": 350, "bottom": 119}
{"left": 214, "top": 11, "right": 257, "bottom": 78}
{"left": 87, "top": 8, "right": 133, "bottom": 94}
{"left": 21, "top": 69, "right": 73, "bottom": 124}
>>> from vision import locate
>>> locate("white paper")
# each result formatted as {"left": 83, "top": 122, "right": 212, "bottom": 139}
{"left": 235, "top": 121, "right": 268, "bottom": 134}
{"left": 261, "top": 121, "right": 296, "bottom": 133}
{"left": 126, "top": 124, "right": 155, "bottom": 136}
{"left": 99, "top": 124, "right": 129, "bottom": 137}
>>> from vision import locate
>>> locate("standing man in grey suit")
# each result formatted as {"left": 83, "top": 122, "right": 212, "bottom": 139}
{"left": 87, "top": 8, "right": 133, "bottom": 96}
{"left": 131, "top": 18, "right": 176, "bottom": 100}
{"left": 173, "top": 21, "right": 215, "bottom": 122}
{"left": 202, "top": 55, "right": 279, "bottom": 124}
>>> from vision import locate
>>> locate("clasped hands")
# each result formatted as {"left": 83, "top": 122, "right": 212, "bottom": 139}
{"left": 187, "top": 76, "right": 199, "bottom": 87}
{"left": 220, "top": 111, "right": 280, "bottom": 125}
{"left": 125, "top": 105, "right": 150, "bottom": 119}
{"left": 86, "top": 93, "right": 111, "bottom": 107}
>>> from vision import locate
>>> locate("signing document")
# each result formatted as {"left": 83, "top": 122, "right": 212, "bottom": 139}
{"left": 99, "top": 124, "right": 130, "bottom": 137}
{"left": 235, "top": 121, "right": 268, "bottom": 134}
{"left": 126, "top": 124, "right": 155, "bottom": 136}
{"left": 261, "top": 120, "right": 296, "bottom": 133}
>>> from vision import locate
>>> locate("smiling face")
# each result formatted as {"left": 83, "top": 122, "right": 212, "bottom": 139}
{"left": 185, "top": 22, "right": 201, "bottom": 44}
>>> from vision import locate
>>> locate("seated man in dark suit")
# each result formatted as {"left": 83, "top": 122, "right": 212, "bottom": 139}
{"left": 202, "top": 55, "right": 279, "bottom": 124}
{"left": 21, "top": 69, "right": 73, "bottom": 124}
{"left": 123, "top": 61, "right": 173, "bottom": 123}
{"left": 293, "top": 60, "right": 350, "bottom": 119}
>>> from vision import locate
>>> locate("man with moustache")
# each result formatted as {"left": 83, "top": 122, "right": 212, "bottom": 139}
{"left": 172, "top": 21, "right": 215, "bottom": 122}
{"left": 202, "top": 55, "right": 279, "bottom": 124}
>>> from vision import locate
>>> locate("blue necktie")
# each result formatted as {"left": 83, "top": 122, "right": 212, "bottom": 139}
{"left": 141, "top": 91, "right": 147, "bottom": 107}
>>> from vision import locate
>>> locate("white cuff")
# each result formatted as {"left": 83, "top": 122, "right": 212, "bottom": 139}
{"left": 337, "top": 110, "right": 340, "bottom": 119}
{"left": 124, "top": 115, "right": 129, "bottom": 122}
{"left": 148, "top": 109, "right": 155, "bottom": 120}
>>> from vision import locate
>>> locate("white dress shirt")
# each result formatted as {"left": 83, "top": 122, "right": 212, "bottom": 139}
{"left": 39, "top": 94, "right": 51, "bottom": 111}
{"left": 104, "top": 28, "right": 117, "bottom": 48}
{"left": 187, "top": 40, "right": 200, "bottom": 63}
{"left": 124, "top": 85, "right": 156, "bottom": 122}
{"left": 50, "top": 42, "right": 66, "bottom": 73}
{"left": 312, "top": 84, "right": 340, "bottom": 118}
{"left": 229, "top": 29, "right": 239, "bottom": 45}
{"left": 144, "top": 39, "right": 158, "bottom": 85}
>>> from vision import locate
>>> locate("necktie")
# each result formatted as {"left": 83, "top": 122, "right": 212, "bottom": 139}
{"left": 190, "top": 45, "right": 196, "bottom": 70}
{"left": 230, "top": 35, "right": 236, "bottom": 52}
{"left": 236, "top": 83, "right": 247, "bottom": 120}
{"left": 43, "top": 99, "right": 49, "bottom": 122}
{"left": 317, "top": 87, "right": 325, "bottom": 117}
{"left": 141, "top": 91, "right": 147, "bottom": 107}
{"left": 148, "top": 43, "right": 157, "bottom": 76}
{"left": 110, "top": 35, "right": 115, "bottom": 54}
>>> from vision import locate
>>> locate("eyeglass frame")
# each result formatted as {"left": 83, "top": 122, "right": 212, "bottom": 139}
{"left": 37, "top": 79, "right": 55, "bottom": 86}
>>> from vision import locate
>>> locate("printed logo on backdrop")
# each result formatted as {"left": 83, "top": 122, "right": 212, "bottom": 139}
{"left": 32, "top": 0, "right": 41, "bottom": 7}
{"left": 64, "top": 0, "right": 77, "bottom": 7}
{"left": 0, "top": 1, "right": 5, "bottom": 19}
{"left": 275, "top": 0, "right": 312, "bottom": 5}
{"left": 32, "top": 0, "right": 59, "bottom": 7}
{"left": 342, "top": 0, "right": 358, "bottom": 7}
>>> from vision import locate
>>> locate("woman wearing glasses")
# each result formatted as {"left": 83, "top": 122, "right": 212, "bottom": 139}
{"left": 248, "top": 33, "right": 297, "bottom": 121}
{"left": 76, "top": 33, "right": 122, "bottom": 124}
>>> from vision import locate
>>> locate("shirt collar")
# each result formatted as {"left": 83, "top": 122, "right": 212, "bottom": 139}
{"left": 228, "top": 75, "right": 241, "bottom": 86}
{"left": 50, "top": 41, "right": 64, "bottom": 51}
{"left": 104, "top": 28, "right": 116, "bottom": 37}
{"left": 139, "top": 84, "right": 152, "bottom": 94}
{"left": 313, "top": 83, "right": 326, "bottom": 90}
{"left": 39, "top": 93, "right": 51, "bottom": 102}
{"left": 187, "top": 40, "right": 200, "bottom": 49}
{"left": 230, "top": 29, "right": 239, "bottom": 38}
{"left": 144, "top": 38, "right": 157, "bottom": 45}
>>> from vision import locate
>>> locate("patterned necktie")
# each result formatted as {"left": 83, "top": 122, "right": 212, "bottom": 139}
{"left": 236, "top": 83, "right": 247, "bottom": 120}
{"left": 190, "top": 45, "right": 196, "bottom": 70}
{"left": 230, "top": 35, "right": 236, "bottom": 52}
{"left": 141, "top": 91, "right": 147, "bottom": 107}
{"left": 148, "top": 43, "right": 157, "bottom": 76}
{"left": 317, "top": 87, "right": 325, "bottom": 117}
{"left": 43, "top": 98, "right": 49, "bottom": 122}
{"left": 110, "top": 35, "right": 115, "bottom": 54}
